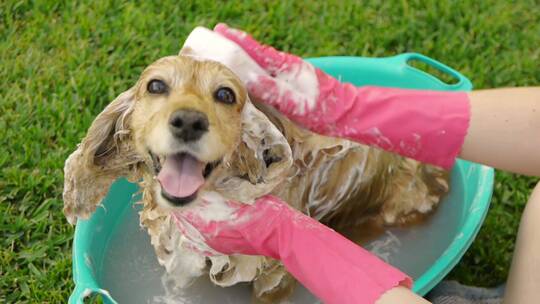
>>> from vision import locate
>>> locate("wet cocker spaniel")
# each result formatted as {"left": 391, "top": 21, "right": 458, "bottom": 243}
{"left": 63, "top": 55, "right": 449, "bottom": 303}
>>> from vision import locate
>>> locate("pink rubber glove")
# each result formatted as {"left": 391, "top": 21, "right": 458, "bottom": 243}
{"left": 214, "top": 24, "right": 470, "bottom": 169}
{"left": 173, "top": 196, "right": 412, "bottom": 304}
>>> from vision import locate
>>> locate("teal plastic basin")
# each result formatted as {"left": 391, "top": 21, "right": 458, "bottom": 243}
{"left": 70, "top": 54, "right": 494, "bottom": 303}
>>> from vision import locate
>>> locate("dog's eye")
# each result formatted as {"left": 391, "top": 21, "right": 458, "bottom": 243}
{"left": 147, "top": 79, "right": 168, "bottom": 94}
{"left": 214, "top": 87, "right": 236, "bottom": 104}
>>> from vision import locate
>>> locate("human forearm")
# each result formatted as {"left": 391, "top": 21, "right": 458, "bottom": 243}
{"left": 461, "top": 87, "right": 540, "bottom": 176}
{"left": 376, "top": 286, "right": 432, "bottom": 304}
{"left": 174, "top": 196, "right": 413, "bottom": 304}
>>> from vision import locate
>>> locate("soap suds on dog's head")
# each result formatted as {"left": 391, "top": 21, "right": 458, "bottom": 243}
{"left": 181, "top": 27, "right": 319, "bottom": 115}
{"left": 266, "top": 60, "right": 319, "bottom": 115}
{"left": 182, "top": 27, "right": 267, "bottom": 85}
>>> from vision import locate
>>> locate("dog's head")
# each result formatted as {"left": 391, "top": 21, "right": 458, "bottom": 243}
{"left": 131, "top": 56, "right": 249, "bottom": 207}
{"left": 63, "top": 55, "right": 292, "bottom": 222}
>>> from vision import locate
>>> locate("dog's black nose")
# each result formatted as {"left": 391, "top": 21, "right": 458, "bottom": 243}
{"left": 169, "top": 110, "right": 209, "bottom": 142}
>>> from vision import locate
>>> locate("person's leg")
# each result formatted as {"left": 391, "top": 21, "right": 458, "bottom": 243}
{"left": 503, "top": 181, "right": 540, "bottom": 304}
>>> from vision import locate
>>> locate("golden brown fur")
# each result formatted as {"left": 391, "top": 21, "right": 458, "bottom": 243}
{"left": 63, "top": 55, "right": 449, "bottom": 303}
{"left": 131, "top": 56, "right": 246, "bottom": 166}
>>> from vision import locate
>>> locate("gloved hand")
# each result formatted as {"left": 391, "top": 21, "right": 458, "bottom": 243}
{"left": 210, "top": 23, "right": 470, "bottom": 169}
{"left": 173, "top": 195, "right": 412, "bottom": 304}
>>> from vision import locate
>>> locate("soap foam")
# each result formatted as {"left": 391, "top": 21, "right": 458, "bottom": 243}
{"left": 196, "top": 191, "right": 237, "bottom": 223}
{"left": 182, "top": 27, "right": 268, "bottom": 85}
{"left": 182, "top": 27, "right": 319, "bottom": 114}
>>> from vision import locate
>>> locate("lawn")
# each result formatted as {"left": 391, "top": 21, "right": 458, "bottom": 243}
{"left": 1, "top": 0, "right": 539, "bottom": 302}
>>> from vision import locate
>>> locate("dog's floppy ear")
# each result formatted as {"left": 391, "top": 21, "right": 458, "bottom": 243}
{"left": 214, "top": 99, "right": 293, "bottom": 202}
{"left": 63, "top": 88, "right": 143, "bottom": 224}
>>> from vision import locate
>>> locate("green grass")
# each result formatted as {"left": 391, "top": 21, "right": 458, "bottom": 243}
{"left": 1, "top": 0, "right": 539, "bottom": 302}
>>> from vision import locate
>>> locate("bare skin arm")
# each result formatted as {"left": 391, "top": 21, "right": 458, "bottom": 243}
{"left": 461, "top": 87, "right": 540, "bottom": 176}
{"left": 503, "top": 181, "right": 540, "bottom": 303}
{"left": 378, "top": 87, "right": 540, "bottom": 304}
{"left": 376, "top": 286, "right": 432, "bottom": 304}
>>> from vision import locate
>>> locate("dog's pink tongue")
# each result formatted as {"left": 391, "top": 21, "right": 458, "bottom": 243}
{"left": 157, "top": 154, "right": 205, "bottom": 198}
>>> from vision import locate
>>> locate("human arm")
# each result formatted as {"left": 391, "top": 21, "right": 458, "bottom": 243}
{"left": 377, "top": 286, "right": 432, "bottom": 304}
{"left": 176, "top": 25, "right": 540, "bottom": 304}
{"left": 200, "top": 24, "right": 540, "bottom": 175}
{"left": 173, "top": 196, "right": 423, "bottom": 304}
{"left": 463, "top": 88, "right": 540, "bottom": 176}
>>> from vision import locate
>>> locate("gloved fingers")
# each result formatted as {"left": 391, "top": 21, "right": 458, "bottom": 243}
{"left": 172, "top": 213, "right": 222, "bottom": 256}
{"left": 213, "top": 23, "right": 304, "bottom": 76}
{"left": 173, "top": 210, "right": 257, "bottom": 256}
{"left": 175, "top": 206, "right": 207, "bottom": 227}
{"left": 247, "top": 74, "right": 313, "bottom": 117}
{"left": 173, "top": 195, "right": 299, "bottom": 257}
{"left": 177, "top": 195, "right": 242, "bottom": 225}
{"left": 181, "top": 239, "right": 218, "bottom": 257}
{"left": 173, "top": 198, "right": 251, "bottom": 237}
{"left": 213, "top": 23, "right": 322, "bottom": 118}
{"left": 222, "top": 199, "right": 247, "bottom": 210}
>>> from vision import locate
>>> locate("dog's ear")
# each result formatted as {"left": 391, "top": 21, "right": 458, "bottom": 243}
{"left": 214, "top": 99, "right": 292, "bottom": 202}
{"left": 63, "top": 88, "right": 143, "bottom": 224}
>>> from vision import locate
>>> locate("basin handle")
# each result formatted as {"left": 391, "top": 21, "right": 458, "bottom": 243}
{"left": 69, "top": 285, "right": 118, "bottom": 304}
{"left": 395, "top": 53, "right": 472, "bottom": 91}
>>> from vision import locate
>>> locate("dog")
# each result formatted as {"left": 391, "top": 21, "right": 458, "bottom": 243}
{"left": 63, "top": 55, "right": 449, "bottom": 303}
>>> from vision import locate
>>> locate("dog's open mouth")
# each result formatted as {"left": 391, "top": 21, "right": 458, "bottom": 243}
{"left": 150, "top": 151, "right": 220, "bottom": 206}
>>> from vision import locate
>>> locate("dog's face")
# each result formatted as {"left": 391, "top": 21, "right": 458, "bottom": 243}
{"left": 63, "top": 54, "right": 292, "bottom": 222}
{"left": 130, "top": 56, "right": 247, "bottom": 207}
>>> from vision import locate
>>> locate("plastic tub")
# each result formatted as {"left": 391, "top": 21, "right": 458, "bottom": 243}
{"left": 69, "top": 54, "right": 494, "bottom": 303}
